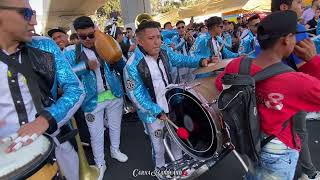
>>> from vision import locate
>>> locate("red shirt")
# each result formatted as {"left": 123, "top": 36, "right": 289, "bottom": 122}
{"left": 215, "top": 56, "right": 320, "bottom": 150}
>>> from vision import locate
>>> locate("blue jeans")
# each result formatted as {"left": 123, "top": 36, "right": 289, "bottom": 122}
{"left": 247, "top": 139, "right": 299, "bottom": 180}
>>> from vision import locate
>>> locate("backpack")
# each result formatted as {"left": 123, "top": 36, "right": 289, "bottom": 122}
{"left": 217, "top": 57, "right": 294, "bottom": 169}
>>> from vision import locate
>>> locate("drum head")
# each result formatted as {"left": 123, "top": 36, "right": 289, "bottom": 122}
{"left": 0, "top": 136, "right": 55, "bottom": 180}
{"left": 166, "top": 88, "right": 219, "bottom": 160}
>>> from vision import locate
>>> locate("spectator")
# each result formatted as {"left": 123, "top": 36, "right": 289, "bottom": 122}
{"left": 306, "top": 8, "right": 320, "bottom": 35}
{"left": 301, "top": 0, "right": 320, "bottom": 24}
{"left": 70, "top": 33, "right": 80, "bottom": 45}
{"left": 47, "top": 27, "right": 69, "bottom": 50}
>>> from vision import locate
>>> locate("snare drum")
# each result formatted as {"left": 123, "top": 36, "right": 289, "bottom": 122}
{"left": 0, "top": 135, "right": 59, "bottom": 180}
{"left": 165, "top": 76, "right": 231, "bottom": 160}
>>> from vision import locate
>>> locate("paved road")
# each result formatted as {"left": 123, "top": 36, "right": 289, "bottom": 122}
{"left": 80, "top": 114, "right": 320, "bottom": 180}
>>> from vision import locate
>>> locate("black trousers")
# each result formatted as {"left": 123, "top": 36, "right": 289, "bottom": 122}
{"left": 295, "top": 111, "right": 317, "bottom": 178}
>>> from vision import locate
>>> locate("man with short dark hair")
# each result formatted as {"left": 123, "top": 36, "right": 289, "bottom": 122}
{"left": 163, "top": 21, "right": 173, "bottom": 30}
{"left": 123, "top": 20, "right": 209, "bottom": 177}
{"left": 216, "top": 10, "right": 320, "bottom": 180}
{"left": 124, "top": 27, "right": 136, "bottom": 58}
{"left": 64, "top": 16, "right": 128, "bottom": 180}
{"left": 190, "top": 16, "right": 238, "bottom": 63}
{"left": 69, "top": 33, "right": 80, "bottom": 45}
{"left": 238, "top": 14, "right": 261, "bottom": 57}
{"left": 47, "top": 27, "right": 69, "bottom": 50}
{"left": 171, "top": 20, "right": 194, "bottom": 83}
{"left": 271, "top": 1, "right": 320, "bottom": 179}
{"left": 162, "top": 21, "right": 178, "bottom": 47}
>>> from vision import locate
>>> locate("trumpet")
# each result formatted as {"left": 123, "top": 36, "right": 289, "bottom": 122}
{"left": 71, "top": 118, "right": 99, "bottom": 180}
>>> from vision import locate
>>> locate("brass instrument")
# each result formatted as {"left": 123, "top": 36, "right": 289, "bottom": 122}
{"left": 135, "top": 13, "right": 153, "bottom": 28}
{"left": 71, "top": 118, "right": 99, "bottom": 180}
{"left": 94, "top": 29, "right": 122, "bottom": 64}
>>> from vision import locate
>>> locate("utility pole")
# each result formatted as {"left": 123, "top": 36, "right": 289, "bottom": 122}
{"left": 120, "top": 0, "right": 151, "bottom": 29}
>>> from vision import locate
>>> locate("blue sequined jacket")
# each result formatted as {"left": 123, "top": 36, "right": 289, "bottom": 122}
{"left": 162, "top": 29, "right": 178, "bottom": 46}
{"left": 189, "top": 33, "right": 239, "bottom": 59}
{"left": 123, "top": 46, "right": 202, "bottom": 123}
{"left": 221, "top": 32, "right": 233, "bottom": 50}
{"left": 29, "top": 36, "right": 85, "bottom": 132}
{"left": 64, "top": 44, "right": 124, "bottom": 113}
{"left": 238, "top": 31, "right": 260, "bottom": 58}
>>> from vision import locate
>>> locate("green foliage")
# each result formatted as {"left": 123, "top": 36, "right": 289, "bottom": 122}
{"left": 93, "top": 0, "right": 123, "bottom": 29}
{"left": 151, "top": 0, "right": 198, "bottom": 14}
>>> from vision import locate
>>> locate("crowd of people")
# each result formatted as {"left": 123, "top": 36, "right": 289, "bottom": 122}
{"left": 0, "top": 0, "right": 320, "bottom": 180}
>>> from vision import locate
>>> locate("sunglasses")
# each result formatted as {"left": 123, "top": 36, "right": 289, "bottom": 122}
{"left": 0, "top": 6, "right": 35, "bottom": 22}
{"left": 252, "top": 23, "right": 259, "bottom": 27}
{"left": 177, "top": 26, "right": 185, "bottom": 30}
{"left": 78, "top": 32, "right": 95, "bottom": 40}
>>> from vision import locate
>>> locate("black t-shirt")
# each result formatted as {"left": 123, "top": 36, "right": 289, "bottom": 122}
{"left": 307, "top": 18, "right": 318, "bottom": 35}
{"left": 119, "top": 41, "right": 130, "bottom": 59}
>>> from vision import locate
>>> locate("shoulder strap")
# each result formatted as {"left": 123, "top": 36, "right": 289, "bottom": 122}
{"left": 239, "top": 57, "right": 294, "bottom": 81}
{"left": 0, "top": 48, "right": 43, "bottom": 112}
{"left": 239, "top": 57, "right": 253, "bottom": 75}
{"left": 21, "top": 48, "right": 43, "bottom": 112}
{"left": 75, "top": 43, "right": 82, "bottom": 63}
{"left": 261, "top": 118, "right": 291, "bottom": 147}
{"left": 253, "top": 62, "right": 294, "bottom": 82}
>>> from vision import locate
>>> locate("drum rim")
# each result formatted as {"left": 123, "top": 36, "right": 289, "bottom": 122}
{"left": 0, "top": 135, "right": 55, "bottom": 180}
{"left": 165, "top": 88, "right": 221, "bottom": 160}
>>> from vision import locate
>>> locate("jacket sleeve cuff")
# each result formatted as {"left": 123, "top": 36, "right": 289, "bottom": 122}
{"left": 156, "top": 111, "right": 165, "bottom": 119}
{"left": 199, "top": 58, "right": 205, "bottom": 67}
{"left": 36, "top": 110, "right": 58, "bottom": 135}
{"left": 298, "top": 55, "right": 320, "bottom": 78}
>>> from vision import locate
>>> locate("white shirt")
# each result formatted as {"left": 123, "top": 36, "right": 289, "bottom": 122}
{"left": 212, "top": 38, "right": 222, "bottom": 59}
{"left": 144, "top": 55, "right": 169, "bottom": 113}
{"left": 0, "top": 50, "right": 37, "bottom": 138}
{"left": 83, "top": 47, "right": 110, "bottom": 93}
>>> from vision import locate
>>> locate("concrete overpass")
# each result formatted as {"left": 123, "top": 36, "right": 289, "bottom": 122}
{"left": 41, "top": 0, "right": 151, "bottom": 35}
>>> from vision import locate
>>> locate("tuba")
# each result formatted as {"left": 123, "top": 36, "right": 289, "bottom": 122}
{"left": 135, "top": 13, "right": 153, "bottom": 28}
{"left": 71, "top": 118, "right": 99, "bottom": 180}
{"left": 94, "top": 29, "right": 122, "bottom": 64}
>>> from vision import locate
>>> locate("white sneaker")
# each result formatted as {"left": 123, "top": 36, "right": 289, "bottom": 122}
{"left": 97, "top": 165, "right": 106, "bottom": 180}
{"left": 299, "top": 171, "right": 320, "bottom": 180}
{"left": 111, "top": 149, "right": 128, "bottom": 162}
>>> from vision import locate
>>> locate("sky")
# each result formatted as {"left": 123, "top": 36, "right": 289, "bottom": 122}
{"left": 30, "top": 0, "right": 44, "bottom": 33}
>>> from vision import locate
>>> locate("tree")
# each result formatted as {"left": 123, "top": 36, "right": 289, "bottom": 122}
{"left": 92, "top": 0, "right": 123, "bottom": 30}
{"left": 150, "top": 0, "right": 198, "bottom": 14}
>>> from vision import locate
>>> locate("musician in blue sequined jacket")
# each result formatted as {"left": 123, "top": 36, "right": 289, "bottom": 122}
{"left": 124, "top": 45, "right": 206, "bottom": 123}
{"left": 238, "top": 14, "right": 261, "bottom": 58}
{"left": 221, "top": 31, "right": 233, "bottom": 50}
{"left": 189, "top": 17, "right": 239, "bottom": 60}
{"left": 64, "top": 44, "right": 124, "bottom": 113}
{"left": 161, "top": 29, "right": 178, "bottom": 46}
{"left": 29, "top": 36, "right": 85, "bottom": 130}
{"left": 28, "top": 36, "right": 84, "bottom": 180}
{"left": 123, "top": 21, "right": 210, "bottom": 170}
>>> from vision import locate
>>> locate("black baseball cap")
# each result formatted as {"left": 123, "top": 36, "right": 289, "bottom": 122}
{"left": 47, "top": 27, "right": 66, "bottom": 37}
{"left": 257, "top": 10, "right": 307, "bottom": 41}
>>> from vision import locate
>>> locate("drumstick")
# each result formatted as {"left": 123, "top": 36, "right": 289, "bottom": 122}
{"left": 245, "top": 50, "right": 255, "bottom": 56}
{"left": 165, "top": 118, "right": 194, "bottom": 148}
{"left": 166, "top": 117, "right": 179, "bottom": 129}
